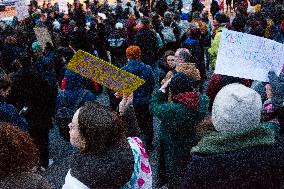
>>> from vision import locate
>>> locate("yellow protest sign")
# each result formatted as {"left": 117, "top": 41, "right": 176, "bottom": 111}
{"left": 67, "top": 50, "right": 145, "bottom": 94}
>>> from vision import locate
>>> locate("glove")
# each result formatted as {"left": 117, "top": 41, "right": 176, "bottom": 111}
{"left": 268, "top": 71, "right": 284, "bottom": 108}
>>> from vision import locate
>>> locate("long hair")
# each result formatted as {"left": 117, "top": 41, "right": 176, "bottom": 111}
{"left": 0, "top": 123, "right": 38, "bottom": 178}
{"left": 78, "top": 102, "right": 125, "bottom": 153}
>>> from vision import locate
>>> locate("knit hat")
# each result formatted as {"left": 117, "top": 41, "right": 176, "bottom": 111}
{"left": 164, "top": 11, "right": 173, "bottom": 19}
{"left": 115, "top": 22, "right": 123, "bottom": 29}
{"left": 32, "top": 41, "right": 42, "bottom": 53}
{"left": 169, "top": 72, "right": 195, "bottom": 97}
{"left": 212, "top": 83, "right": 262, "bottom": 132}
{"left": 126, "top": 46, "right": 141, "bottom": 60}
{"left": 53, "top": 20, "right": 60, "bottom": 30}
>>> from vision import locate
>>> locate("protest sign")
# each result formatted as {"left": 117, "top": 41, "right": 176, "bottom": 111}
{"left": 15, "top": 0, "right": 29, "bottom": 21}
{"left": 67, "top": 50, "right": 145, "bottom": 94}
{"left": 58, "top": 0, "right": 68, "bottom": 14}
{"left": 33, "top": 27, "right": 53, "bottom": 50}
{"left": 215, "top": 29, "right": 284, "bottom": 82}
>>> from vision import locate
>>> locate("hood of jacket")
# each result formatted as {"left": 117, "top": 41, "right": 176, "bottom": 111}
{"left": 173, "top": 92, "right": 200, "bottom": 112}
{"left": 176, "top": 63, "right": 201, "bottom": 81}
{"left": 191, "top": 127, "right": 275, "bottom": 155}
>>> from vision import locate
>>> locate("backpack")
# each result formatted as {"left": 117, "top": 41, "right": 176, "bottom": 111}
{"left": 161, "top": 22, "right": 177, "bottom": 44}
{"left": 55, "top": 90, "right": 88, "bottom": 141}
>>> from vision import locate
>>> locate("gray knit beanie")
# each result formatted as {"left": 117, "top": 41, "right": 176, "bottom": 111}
{"left": 212, "top": 83, "right": 262, "bottom": 132}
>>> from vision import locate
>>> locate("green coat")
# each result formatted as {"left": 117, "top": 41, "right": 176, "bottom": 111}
{"left": 208, "top": 26, "right": 225, "bottom": 70}
{"left": 149, "top": 91, "right": 207, "bottom": 188}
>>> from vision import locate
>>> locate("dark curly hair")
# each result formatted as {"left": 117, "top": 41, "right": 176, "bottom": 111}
{"left": 78, "top": 102, "right": 125, "bottom": 153}
{"left": 0, "top": 123, "right": 39, "bottom": 178}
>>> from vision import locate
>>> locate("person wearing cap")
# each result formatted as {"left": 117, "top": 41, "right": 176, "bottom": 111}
{"left": 121, "top": 46, "right": 155, "bottom": 152}
{"left": 150, "top": 72, "right": 208, "bottom": 188}
{"left": 182, "top": 83, "right": 284, "bottom": 189}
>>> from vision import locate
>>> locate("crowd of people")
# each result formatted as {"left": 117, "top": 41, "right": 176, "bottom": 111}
{"left": 0, "top": 0, "right": 284, "bottom": 188}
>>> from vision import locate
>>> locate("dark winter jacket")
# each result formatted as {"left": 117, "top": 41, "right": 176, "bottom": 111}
{"left": 1, "top": 44, "right": 24, "bottom": 73}
{"left": 183, "top": 37, "right": 207, "bottom": 82}
{"left": 0, "top": 96, "right": 28, "bottom": 131}
{"left": 7, "top": 66, "right": 56, "bottom": 129}
{"left": 34, "top": 51, "right": 57, "bottom": 87}
{"left": 107, "top": 29, "right": 128, "bottom": 68}
{"left": 182, "top": 127, "right": 284, "bottom": 189}
{"left": 135, "top": 28, "right": 159, "bottom": 66}
{"left": 122, "top": 60, "right": 155, "bottom": 106}
{"left": 149, "top": 90, "right": 207, "bottom": 187}
{"left": 57, "top": 69, "right": 96, "bottom": 109}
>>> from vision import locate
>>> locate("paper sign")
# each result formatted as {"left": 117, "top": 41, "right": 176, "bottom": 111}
{"left": 67, "top": 50, "right": 145, "bottom": 93}
{"left": 215, "top": 29, "right": 284, "bottom": 82}
{"left": 58, "top": 0, "right": 68, "bottom": 14}
{"left": 33, "top": 26, "right": 53, "bottom": 50}
{"left": 15, "top": 0, "right": 29, "bottom": 21}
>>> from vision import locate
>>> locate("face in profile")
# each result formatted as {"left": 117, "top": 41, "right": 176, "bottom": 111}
{"left": 69, "top": 109, "right": 85, "bottom": 150}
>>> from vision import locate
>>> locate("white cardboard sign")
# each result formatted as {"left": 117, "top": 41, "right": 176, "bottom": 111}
{"left": 215, "top": 29, "right": 284, "bottom": 82}
{"left": 16, "top": 0, "right": 29, "bottom": 21}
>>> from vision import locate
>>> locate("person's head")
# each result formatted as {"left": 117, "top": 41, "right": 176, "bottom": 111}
{"left": 175, "top": 48, "right": 191, "bottom": 64}
{"left": 69, "top": 102, "right": 125, "bottom": 153}
{"left": 141, "top": 17, "right": 151, "bottom": 29}
{"left": 192, "top": 11, "right": 201, "bottom": 20}
{"left": 115, "top": 22, "right": 124, "bottom": 30}
{"left": 0, "top": 123, "right": 38, "bottom": 178}
{"left": 212, "top": 83, "right": 262, "bottom": 132}
{"left": 164, "top": 11, "right": 173, "bottom": 22}
{"left": 188, "top": 27, "right": 202, "bottom": 40}
{"left": 169, "top": 72, "right": 196, "bottom": 97}
{"left": 249, "top": 24, "right": 264, "bottom": 37}
{"left": 215, "top": 13, "right": 229, "bottom": 24}
{"left": 32, "top": 41, "right": 42, "bottom": 54}
{"left": 231, "top": 16, "right": 246, "bottom": 32}
{"left": 163, "top": 50, "right": 175, "bottom": 69}
{"left": 0, "top": 70, "right": 11, "bottom": 98}
{"left": 126, "top": 45, "right": 141, "bottom": 60}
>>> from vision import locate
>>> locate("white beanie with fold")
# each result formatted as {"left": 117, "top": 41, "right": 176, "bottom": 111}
{"left": 212, "top": 83, "right": 262, "bottom": 132}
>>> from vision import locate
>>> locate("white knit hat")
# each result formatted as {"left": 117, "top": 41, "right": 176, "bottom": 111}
{"left": 212, "top": 83, "right": 262, "bottom": 132}
{"left": 115, "top": 22, "right": 123, "bottom": 29}
{"left": 53, "top": 20, "right": 61, "bottom": 30}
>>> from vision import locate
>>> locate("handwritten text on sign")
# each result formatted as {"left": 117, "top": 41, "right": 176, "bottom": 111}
{"left": 67, "top": 50, "right": 145, "bottom": 93}
{"left": 16, "top": 0, "right": 29, "bottom": 21}
{"left": 215, "top": 29, "right": 284, "bottom": 82}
